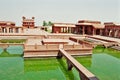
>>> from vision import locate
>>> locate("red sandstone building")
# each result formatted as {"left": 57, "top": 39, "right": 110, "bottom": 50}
{"left": 22, "top": 16, "right": 35, "bottom": 28}
{"left": 0, "top": 16, "right": 44, "bottom": 33}
{"left": 52, "top": 20, "right": 120, "bottom": 38}
{"left": 76, "top": 20, "right": 104, "bottom": 35}
{"left": 103, "top": 22, "right": 120, "bottom": 38}
{"left": 52, "top": 23, "right": 76, "bottom": 33}
{"left": 0, "top": 21, "right": 15, "bottom": 26}
{"left": 0, "top": 17, "right": 120, "bottom": 38}
{"left": 52, "top": 20, "right": 105, "bottom": 35}
{"left": 0, "top": 21, "right": 20, "bottom": 33}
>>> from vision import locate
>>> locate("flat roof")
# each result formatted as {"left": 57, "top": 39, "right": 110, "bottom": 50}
{"left": 78, "top": 20, "right": 101, "bottom": 24}
{"left": 76, "top": 23, "right": 105, "bottom": 29}
{"left": 53, "top": 23, "right": 76, "bottom": 27}
{"left": 0, "top": 21, "right": 15, "bottom": 24}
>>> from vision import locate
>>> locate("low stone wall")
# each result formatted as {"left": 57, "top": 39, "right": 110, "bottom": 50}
{"left": 69, "top": 37, "right": 93, "bottom": 48}
{"left": 24, "top": 43, "right": 92, "bottom": 57}
{"left": 63, "top": 44, "right": 82, "bottom": 50}
{"left": 0, "top": 36, "right": 28, "bottom": 39}
{"left": 0, "top": 43, "right": 24, "bottom": 49}
{"left": 66, "top": 48, "right": 92, "bottom": 55}
{"left": 24, "top": 50, "right": 58, "bottom": 56}
{"left": 24, "top": 44, "right": 59, "bottom": 51}
{"left": 48, "top": 35, "right": 70, "bottom": 39}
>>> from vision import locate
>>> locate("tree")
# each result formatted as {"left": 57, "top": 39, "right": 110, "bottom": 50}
{"left": 48, "top": 21, "right": 53, "bottom": 26}
{"left": 43, "top": 21, "right": 53, "bottom": 26}
{"left": 43, "top": 21, "right": 48, "bottom": 26}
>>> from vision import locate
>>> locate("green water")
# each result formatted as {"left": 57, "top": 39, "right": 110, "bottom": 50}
{"left": 0, "top": 46, "right": 120, "bottom": 80}
{"left": 0, "top": 57, "right": 79, "bottom": 80}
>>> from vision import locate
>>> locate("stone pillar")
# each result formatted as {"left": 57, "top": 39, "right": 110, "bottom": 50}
{"left": 57, "top": 51, "right": 63, "bottom": 58}
{"left": 19, "top": 28, "right": 24, "bottom": 33}
{"left": 1, "top": 28, "right": 4, "bottom": 33}
{"left": 82, "top": 26, "right": 85, "bottom": 35}
{"left": 92, "top": 28, "right": 95, "bottom": 35}
{"left": 12, "top": 28, "right": 14, "bottom": 33}
{"left": 67, "top": 59, "right": 73, "bottom": 70}
{"left": 62, "top": 27, "right": 64, "bottom": 33}
{"left": 100, "top": 29, "right": 102, "bottom": 35}
{"left": 114, "top": 30, "right": 118, "bottom": 37}
{"left": 94, "top": 29, "right": 96, "bottom": 35}
{"left": 79, "top": 72, "right": 99, "bottom": 80}
{"left": 79, "top": 72, "right": 87, "bottom": 80}
{"left": 67, "top": 27, "right": 69, "bottom": 33}
{"left": 6, "top": 27, "right": 9, "bottom": 33}
{"left": 109, "top": 30, "right": 112, "bottom": 36}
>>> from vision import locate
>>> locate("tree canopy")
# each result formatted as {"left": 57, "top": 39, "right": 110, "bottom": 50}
{"left": 42, "top": 21, "right": 53, "bottom": 26}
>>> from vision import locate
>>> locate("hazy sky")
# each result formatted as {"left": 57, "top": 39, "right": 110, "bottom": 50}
{"left": 0, "top": 0, "right": 120, "bottom": 26}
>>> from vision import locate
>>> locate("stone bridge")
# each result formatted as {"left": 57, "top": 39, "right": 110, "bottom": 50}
{"left": 57, "top": 49, "right": 99, "bottom": 80}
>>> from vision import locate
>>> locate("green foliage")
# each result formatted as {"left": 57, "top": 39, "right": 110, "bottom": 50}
{"left": 0, "top": 39, "right": 26, "bottom": 43}
{"left": 42, "top": 21, "right": 53, "bottom": 26}
{"left": 43, "top": 21, "right": 48, "bottom": 26}
{"left": 48, "top": 21, "right": 53, "bottom": 26}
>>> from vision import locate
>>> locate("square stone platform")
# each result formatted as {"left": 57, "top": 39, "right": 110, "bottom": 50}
{"left": 42, "top": 39, "right": 69, "bottom": 44}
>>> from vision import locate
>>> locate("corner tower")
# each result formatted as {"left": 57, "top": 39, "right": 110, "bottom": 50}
{"left": 22, "top": 16, "right": 35, "bottom": 28}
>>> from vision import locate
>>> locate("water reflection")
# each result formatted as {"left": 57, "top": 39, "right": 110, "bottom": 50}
{"left": 24, "top": 58, "right": 66, "bottom": 80}
{"left": 75, "top": 56, "right": 92, "bottom": 67}
{"left": 0, "top": 57, "right": 24, "bottom": 80}
{"left": 7, "top": 46, "right": 23, "bottom": 54}
{"left": 0, "top": 46, "right": 23, "bottom": 57}
{"left": 57, "top": 58, "right": 80, "bottom": 80}
{"left": 90, "top": 54, "right": 120, "bottom": 80}
{"left": 76, "top": 48, "right": 120, "bottom": 80}
{"left": 0, "top": 46, "right": 120, "bottom": 80}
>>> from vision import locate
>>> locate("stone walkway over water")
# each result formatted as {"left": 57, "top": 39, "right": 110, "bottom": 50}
{"left": 58, "top": 49, "right": 99, "bottom": 80}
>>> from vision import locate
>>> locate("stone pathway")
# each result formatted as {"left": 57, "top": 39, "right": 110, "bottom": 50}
{"left": 24, "top": 28, "right": 50, "bottom": 35}
{"left": 93, "top": 35, "right": 120, "bottom": 44}
{"left": 26, "top": 39, "right": 42, "bottom": 45}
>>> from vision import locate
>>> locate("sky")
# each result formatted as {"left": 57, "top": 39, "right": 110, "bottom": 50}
{"left": 0, "top": 0, "right": 120, "bottom": 26}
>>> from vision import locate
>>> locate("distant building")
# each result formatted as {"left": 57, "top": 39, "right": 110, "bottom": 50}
{"left": 0, "top": 21, "right": 15, "bottom": 27}
{"left": 76, "top": 20, "right": 104, "bottom": 35}
{"left": 103, "top": 22, "right": 120, "bottom": 38}
{"left": 52, "top": 23, "right": 76, "bottom": 33}
{"left": 0, "top": 17, "right": 119, "bottom": 38}
{"left": 22, "top": 16, "right": 35, "bottom": 28}
{"left": 52, "top": 20, "right": 105, "bottom": 35}
{"left": 0, "top": 21, "right": 23, "bottom": 33}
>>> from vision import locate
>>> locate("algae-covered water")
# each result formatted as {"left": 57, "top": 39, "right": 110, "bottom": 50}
{"left": 0, "top": 46, "right": 120, "bottom": 80}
